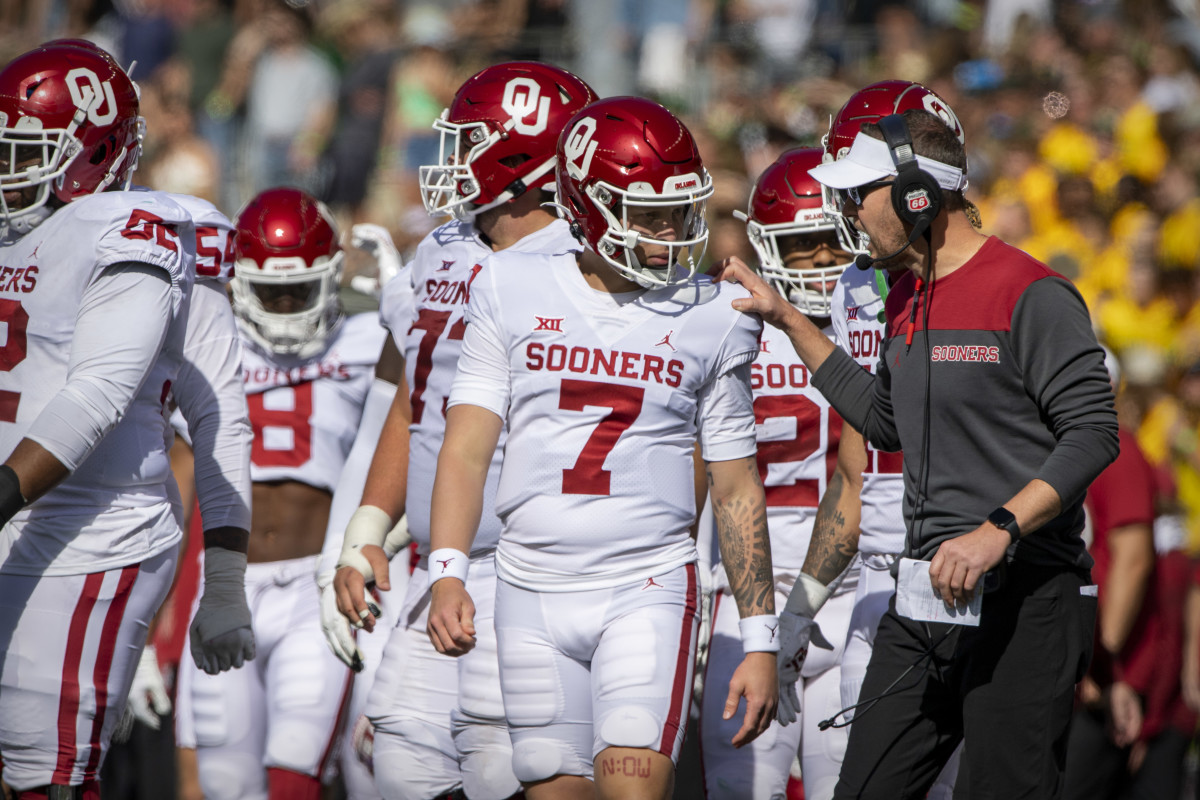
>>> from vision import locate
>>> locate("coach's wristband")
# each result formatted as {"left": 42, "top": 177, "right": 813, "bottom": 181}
{"left": 428, "top": 548, "right": 470, "bottom": 586}
{"left": 739, "top": 614, "right": 782, "bottom": 653}
{"left": 0, "top": 464, "right": 26, "bottom": 527}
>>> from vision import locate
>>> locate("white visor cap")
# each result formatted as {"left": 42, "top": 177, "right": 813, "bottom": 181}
{"left": 808, "top": 131, "right": 968, "bottom": 193}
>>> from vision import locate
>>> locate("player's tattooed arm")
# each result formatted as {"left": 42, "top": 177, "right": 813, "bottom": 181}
{"left": 708, "top": 455, "right": 775, "bottom": 617}
{"left": 803, "top": 420, "right": 865, "bottom": 586}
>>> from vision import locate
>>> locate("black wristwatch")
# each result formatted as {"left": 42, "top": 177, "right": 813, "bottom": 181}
{"left": 987, "top": 507, "right": 1021, "bottom": 544}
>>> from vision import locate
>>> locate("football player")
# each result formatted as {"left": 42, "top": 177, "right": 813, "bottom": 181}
{"left": 426, "top": 96, "right": 777, "bottom": 800}
{"left": 0, "top": 42, "right": 252, "bottom": 800}
{"left": 700, "top": 147, "right": 856, "bottom": 800}
{"left": 329, "top": 61, "right": 596, "bottom": 800}
{"left": 175, "top": 187, "right": 385, "bottom": 800}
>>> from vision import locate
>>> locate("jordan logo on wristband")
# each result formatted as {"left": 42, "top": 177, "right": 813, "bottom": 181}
{"left": 437, "top": 558, "right": 455, "bottom": 573}
{"left": 767, "top": 623, "right": 778, "bottom": 642}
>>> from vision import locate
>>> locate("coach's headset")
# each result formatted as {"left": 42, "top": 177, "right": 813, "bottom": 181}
{"left": 854, "top": 114, "right": 943, "bottom": 271}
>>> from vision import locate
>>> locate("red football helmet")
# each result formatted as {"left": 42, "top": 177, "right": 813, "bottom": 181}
{"left": 419, "top": 61, "right": 597, "bottom": 219}
{"left": 0, "top": 42, "right": 142, "bottom": 235}
{"left": 555, "top": 96, "right": 713, "bottom": 288}
{"left": 741, "top": 148, "right": 851, "bottom": 316}
{"left": 822, "top": 80, "right": 964, "bottom": 251}
{"left": 231, "top": 187, "right": 344, "bottom": 358}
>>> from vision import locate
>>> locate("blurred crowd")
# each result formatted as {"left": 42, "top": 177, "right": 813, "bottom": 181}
{"left": 8, "top": 0, "right": 1200, "bottom": 794}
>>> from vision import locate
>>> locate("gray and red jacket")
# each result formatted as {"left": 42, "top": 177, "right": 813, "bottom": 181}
{"left": 813, "top": 236, "right": 1119, "bottom": 570}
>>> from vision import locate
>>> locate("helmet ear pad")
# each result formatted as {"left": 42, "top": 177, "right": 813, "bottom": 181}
{"left": 878, "top": 114, "right": 942, "bottom": 230}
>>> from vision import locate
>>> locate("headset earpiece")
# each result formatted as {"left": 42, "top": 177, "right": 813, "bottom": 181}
{"left": 878, "top": 114, "right": 941, "bottom": 230}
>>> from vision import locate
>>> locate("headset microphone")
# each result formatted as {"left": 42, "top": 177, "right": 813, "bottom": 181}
{"left": 854, "top": 215, "right": 930, "bottom": 270}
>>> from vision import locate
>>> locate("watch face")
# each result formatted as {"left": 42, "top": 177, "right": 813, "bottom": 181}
{"left": 988, "top": 508, "right": 1019, "bottom": 540}
{"left": 989, "top": 508, "right": 1015, "bottom": 526}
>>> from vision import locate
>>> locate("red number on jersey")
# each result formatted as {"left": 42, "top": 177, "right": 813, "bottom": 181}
{"left": 408, "top": 308, "right": 451, "bottom": 425}
{"left": 407, "top": 266, "right": 480, "bottom": 425}
{"left": 559, "top": 379, "right": 644, "bottom": 495}
{"left": 0, "top": 298, "right": 28, "bottom": 422}
{"left": 195, "top": 225, "right": 235, "bottom": 278}
{"left": 248, "top": 382, "right": 314, "bottom": 468}
{"left": 753, "top": 394, "right": 841, "bottom": 508}
{"left": 121, "top": 209, "right": 180, "bottom": 252}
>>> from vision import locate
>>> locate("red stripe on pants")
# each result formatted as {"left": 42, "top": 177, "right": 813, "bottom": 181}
{"left": 697, "top": 589, "right": 722, "bottom": 793}
{"left": 316, "top": 666, "right": 356, "bottom": 779}
{"left": 53, "top": 573, "right": 105, "bottom": 784}
{"left": 83, "top": 565, "right": 139, "bottom": 778}
{"left": 658, "top": 563, "right": 698, "bottom": 756}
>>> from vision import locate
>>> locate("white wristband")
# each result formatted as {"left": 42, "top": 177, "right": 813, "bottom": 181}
{"left": 739, "top": 614, "right": 781, "bottom": 653}
{"left": 428, "top": 548, "right": 469, "bottom": 586}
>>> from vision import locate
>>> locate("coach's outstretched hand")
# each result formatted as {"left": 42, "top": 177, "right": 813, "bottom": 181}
{"left": 428, "top": 578, "right": 477, "bottom": 657}
{"left": 710, "top": 256, "right": 802, "bottom": 331}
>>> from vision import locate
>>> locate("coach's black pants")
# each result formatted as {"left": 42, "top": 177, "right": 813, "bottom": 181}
{"left": 833, "top": 563, "right": 1096, "bottom": 800}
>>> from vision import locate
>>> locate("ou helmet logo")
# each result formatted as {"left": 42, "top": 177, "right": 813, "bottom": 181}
{"left": 66, "top": 67, "right": 117, "bottom": 126}
{"left": 502, "top": 78, "right": 550, "bottom": 136}
{"left": 563, "top": 116, "right": 598, "bottom": 179}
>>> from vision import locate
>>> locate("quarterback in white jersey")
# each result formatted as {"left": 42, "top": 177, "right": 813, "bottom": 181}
{"left": 177, "top": 188, "right": 384, "bottom": 800}
{"left": 428, "top": 98, "right": 778, "bottom": 800}
{"left": 330, "top": 62, "right": 596, "bottom": 800}
{"left": 700, "top": 148, "right": 856, "bottom": 800}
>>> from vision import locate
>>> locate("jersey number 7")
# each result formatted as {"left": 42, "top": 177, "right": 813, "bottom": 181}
{"left": 559, "top": 379, "right": 644, "bottom": 495}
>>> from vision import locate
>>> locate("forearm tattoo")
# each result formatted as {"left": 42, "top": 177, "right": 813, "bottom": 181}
{"left": 804, "top": 470, "right": 857, "bottom": 585}
{"left": 709, "top": 461, "right": 775, "bottom": 617}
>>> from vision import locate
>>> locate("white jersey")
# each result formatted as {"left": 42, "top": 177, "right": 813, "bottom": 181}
{"left": 378, "top": 260, "right": 415, "bottom": 342}
{"left": 830, "top": 267, "right": 905, "bottom": 555}
{"left": 400, "top": 219, "right": 574, "bottom": 555}
{"left": 0, "top": 191, "right": 194, "bottom": 575}
{"left": 241, "top": 313, "right": 385, "bottom": 492}
{"left": 450, "top": 252, "right": 763, "bottom": 592}
{"left": 748, "top": 322, "right": 843, "bottom": 573}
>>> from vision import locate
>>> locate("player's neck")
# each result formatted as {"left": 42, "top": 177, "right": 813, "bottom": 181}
{"left": 474, "top": 194, "right": 556, "bottom": 252}
{"left": 577, "top": 251, "right": 645, "bottom": 294}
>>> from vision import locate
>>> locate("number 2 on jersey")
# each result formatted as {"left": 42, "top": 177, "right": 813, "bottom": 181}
{"left": 559, "top": 379, "right": 644, "bottom": 495}
{"left": 753, "top": 394, "right": 840, "bottom": 507}
{"left": 0, "top": 298, "right": 27, "bottom": 422}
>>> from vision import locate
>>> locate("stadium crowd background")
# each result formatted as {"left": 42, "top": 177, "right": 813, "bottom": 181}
{"left": 7, "top": 0, "right": 1200, "bottom": 795}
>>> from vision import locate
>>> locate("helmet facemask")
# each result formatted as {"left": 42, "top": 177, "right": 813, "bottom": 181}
{"left": 231, "top": 251, "right": 344, "bottom": 359}
{"left": 584, "top": 173, "right": 713, "bottom": 289}
{"left": 0, "top": 126, "right": 77, "bottom": 235}
{"left": 419, "top": 114, "right": 556, "bottom": 220}
{"left": 419, "top": 114, "right": 492, "bottom": 218}
{"left": 745, "top": 210, "right": 851, "bottom": 317}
